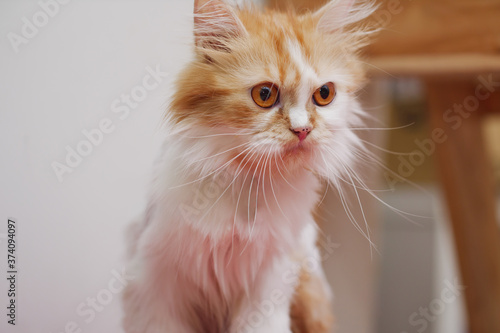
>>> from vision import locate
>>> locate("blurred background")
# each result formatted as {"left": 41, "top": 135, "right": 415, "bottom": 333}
{"left": 1, "top": 1, "right": 499, "bottom": 333}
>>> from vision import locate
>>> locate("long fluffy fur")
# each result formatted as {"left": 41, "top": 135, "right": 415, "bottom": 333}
{"left": 123, "top": 1, "right": 376, "bottom": 332}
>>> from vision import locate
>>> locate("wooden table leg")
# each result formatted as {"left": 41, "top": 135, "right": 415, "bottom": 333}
{"left": 426, "top": 80, "right": 500, "bottom": 333}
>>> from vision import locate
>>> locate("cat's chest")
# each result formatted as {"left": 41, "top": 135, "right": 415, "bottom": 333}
{"left": 156, "top": 224, "right": 281, "bottom": 294}
{"left": 168, "top": 170, "right": 321, "bottom": 238}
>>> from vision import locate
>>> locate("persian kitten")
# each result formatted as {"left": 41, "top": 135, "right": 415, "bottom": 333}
{"left": 123, "top": 0, "right": 375, "bottom": 332}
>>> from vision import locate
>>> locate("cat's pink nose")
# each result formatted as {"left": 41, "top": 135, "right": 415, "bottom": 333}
{"left": 290, "top": 126, "right": 312, "bottom": 142}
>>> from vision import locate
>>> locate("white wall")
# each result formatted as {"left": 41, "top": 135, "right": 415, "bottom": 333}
{"left": 0, "top": 1, "right": 192, "bottom": 332}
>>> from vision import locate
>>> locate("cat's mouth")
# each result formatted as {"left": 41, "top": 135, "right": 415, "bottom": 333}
{"left": 284, "top": 140, "right": 313, "bottom": 155}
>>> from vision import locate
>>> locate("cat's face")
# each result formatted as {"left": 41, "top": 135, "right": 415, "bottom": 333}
{"left": 170, "top": 0, "right": 373, "bottom": 179}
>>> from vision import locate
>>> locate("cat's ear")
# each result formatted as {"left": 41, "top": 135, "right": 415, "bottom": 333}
{"left": 193, "top": 0, "right": 246, "bottom": 51}
{"left": 314, "top": 0, "right": 375, "bottom": 33}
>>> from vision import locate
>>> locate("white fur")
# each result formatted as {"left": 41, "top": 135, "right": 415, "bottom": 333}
{"left": 123, "top": 130, "right": 323, "bottom": 332}
{"left": 286, "top": 39, "right": 317, "bottom": 130}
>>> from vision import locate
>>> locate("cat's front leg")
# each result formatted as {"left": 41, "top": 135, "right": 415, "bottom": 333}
{"left": 234, "top": 301, "right": 293, "bottom": 333}
{"left": 231, "top": 256, "right": 297, "bottom": 333}
{"left": 122, "top": 272, "right": 197, "bottom": 333}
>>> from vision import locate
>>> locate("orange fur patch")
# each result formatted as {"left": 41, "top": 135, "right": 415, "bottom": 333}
{"left": 290, "top": 267, "right": 334, "bottom": 333}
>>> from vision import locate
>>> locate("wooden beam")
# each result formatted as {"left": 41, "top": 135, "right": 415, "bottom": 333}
{"left": 367, "top": 0, "right": 500, "bottom": 57}
{"left": 368, "top": 54, "right": 500, "bottom": 77}
{"left": 426, "top": 79, "right": 500, "bottom": 333}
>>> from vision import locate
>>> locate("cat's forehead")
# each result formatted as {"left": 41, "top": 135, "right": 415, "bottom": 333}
{"left": 236, "top": 11, "right": 334, "bottom": 88}
{"left": 239, "top": 38, "right": 329, "bottom": 103}
{"left": 284, "top": 38, "right": 321, "bottom": 87}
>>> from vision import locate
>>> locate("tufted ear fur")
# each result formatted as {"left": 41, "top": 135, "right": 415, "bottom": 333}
{"left": 193, "top": 0, "right": 246, "bottom": 51}
{"left": 314, "top": 0, "right": 375, "bottom": 33}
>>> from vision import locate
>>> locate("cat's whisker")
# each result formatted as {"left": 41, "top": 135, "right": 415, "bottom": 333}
{"left": 234, "top": 148, "right": 260, "bottom": 220}
{"left": 358, "top": 60, "right": 397, "bottom": 78}
{"left": 344, "top": 158, "right": 428, "bottom": 224}
{"left": 253, "top": 152, "right": 267, "bottom": 222}
{"left": 188, "top": 142, "right": 250, "bottom": 164}
{"left": 326, "top": 148, "right": 377, "bottom": 257}
{"left": 318, "top": 149, "right": 380, "bottom": 192}
{"left": 329, "top": 176, "right": 377, "bottom": 251}
{"left": 182, "top": 132, "right": 254, "bottom": 139}
{"left": 329, "top": 142, "right": 430, "bottom": 222}
{"left": 229, "top": 147, "right": 261, "bottom": 265}
{"left": 188, "top": 146, "right": 255, "bottom": 268}
{"left": 334, "top": 123, "right": 416, "bottom": 131}
{"left": 229, "top": 144, "right": 257, "bottom": 197}
{"left": 235, "top": 154, "right": 262, "bottom": 258}
{"left": 256, "top": 151, "right": 270, "bottom": 213}
{"left": 270, "top": 153, "right": 291, "bottom": 224}
{"left": 243, "top": 145, "right": 289, "bottom": 255}
{"left": 276, "top": 152, "right": 300, "bottom": 192}
{"left": 359, "top": 138, "right": 414, "bottom": 156}
{"left": 353, "top": 107, "right": 391, "bottom": 127}
{"left": 316, "top": 151, "right": 334, "bottom": 207}
{"left": 318, "top": 148, "right": 377, "bottom": 251}
{"left": 243, "top": 150, "right": 267, "bottom": 253}
{"left": 197, "top": 146, "right": 258, "bottom": 231}
{"left": 330, "top": 137, "right": 432, "bottom": 200}
{"left": 351, "top": 145, "right": 433, "bottom": 202}
{"left": 234, "top": 147, "right": 261, "bottom": 247}
{"left": 169, "top": 144, "right": 254, "bottom": 189}
{"left": 261, "top": 146, "right": 274, "bottom": 213}
{"left": 317, "top": 177, "right": 330, "bottom": 208}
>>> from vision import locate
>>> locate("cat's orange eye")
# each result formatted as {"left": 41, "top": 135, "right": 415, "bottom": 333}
{"left": 313, "top": 82, "right": 336, "bottom": 106}
{"left": 251, "top": 83, "right": 279, "bottom": 108}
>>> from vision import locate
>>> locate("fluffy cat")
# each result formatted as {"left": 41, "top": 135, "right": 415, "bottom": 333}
{"left": 122, "top": 0, "right": 375, "bottom": 332}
